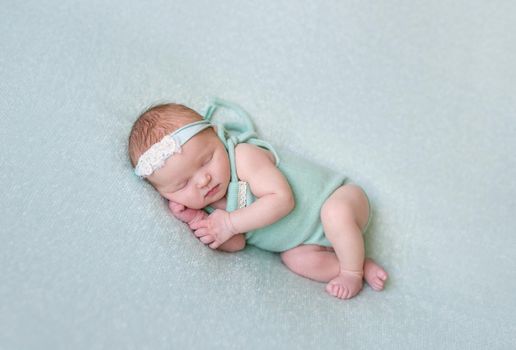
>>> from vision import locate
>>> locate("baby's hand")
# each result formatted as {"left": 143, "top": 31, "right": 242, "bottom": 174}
{"left": 168, "top": 200, "right": 207, "bottom": 225}
{"left": 189, "top": 209, "right": 238, "bottom": 249}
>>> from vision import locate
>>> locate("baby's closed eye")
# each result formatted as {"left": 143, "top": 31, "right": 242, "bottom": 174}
{"left": 203, "top": 153, "right": 213, "bottom": 165}
{"left": 166, "top": 180, "right": 187, "bottom": 193}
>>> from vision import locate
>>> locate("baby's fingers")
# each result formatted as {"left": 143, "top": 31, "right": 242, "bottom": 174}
{"left": 200, "top": 235, "right": 215, "bottom": 244}
{"left": 168, "top": 201, "right": 185, "bottom": 212}
{"left": 209, "top": 241, "right": 221, "bottom": 250}
{"left": 190, "top": 219, "right": 207, "bottom": 230}
{"left": 193, "top": 228, "right": 209, "bottom": 238}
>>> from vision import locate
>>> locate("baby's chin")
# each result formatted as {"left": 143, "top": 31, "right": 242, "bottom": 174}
{"left": 204, "top": 195, "right": 221, "bottom": 206}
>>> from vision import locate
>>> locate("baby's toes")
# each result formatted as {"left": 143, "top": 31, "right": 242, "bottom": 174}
{"left": 326, "top": 283, "right": 343, "bottom": 298}
{"left": 378, "top": 270, "right": 388, "bottom": 281}
{"left": 371, "top": 281, "right": 382, "bottom": 291}
{"left": 338, "top": 286, "right": 348, "bottom": 299}
{"left": 374, "top": 271, "right": 388, "bottom": 290}
{"left": 334, "top": 285, "right": 343, "bottom": 298}
{"left": 371, "top": 277, "right": 385, "bottom": 291}
{"left": 326, "top": 283, "right": 337, "bottom": 296}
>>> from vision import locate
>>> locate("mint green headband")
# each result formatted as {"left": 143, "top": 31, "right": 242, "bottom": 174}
{"left": 134, "top": 120, "right": 214, "bottom": 178}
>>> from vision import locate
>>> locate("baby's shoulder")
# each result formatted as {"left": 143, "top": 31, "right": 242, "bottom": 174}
{"left": 234, "top": 143, "right": 277, "bottom": 183}
{"left": 234, "top": 143, "right": 276, "bottom": 165}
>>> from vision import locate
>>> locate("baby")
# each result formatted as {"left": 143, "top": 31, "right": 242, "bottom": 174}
{"left": 128, "top": 98, "right": 388, "bottom": 299}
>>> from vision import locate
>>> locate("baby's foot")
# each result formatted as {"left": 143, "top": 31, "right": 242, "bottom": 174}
{"left": 325, "top": 270, "right": 363, "bottom": 299}
{"left": 363, "top": 258, "right": 388, "bottom": 291}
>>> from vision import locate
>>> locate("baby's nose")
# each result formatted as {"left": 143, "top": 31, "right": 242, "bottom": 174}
{"left": 197, "top": 173, "right": 211, "bottom": 188}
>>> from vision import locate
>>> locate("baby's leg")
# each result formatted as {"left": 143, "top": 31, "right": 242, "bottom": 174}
{"left": 320, "top": 184, "right": 370, "bottom": 299}
{"left": 281, "top": 245, "right": 388, "bottom": 290}
{"left": 280, "top": 245, "right": 340, "bottom": 282}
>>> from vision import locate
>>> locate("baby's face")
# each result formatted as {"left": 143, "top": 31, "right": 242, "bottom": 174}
{"left": 147, "top": 129, "right": 230, "bottom": 210}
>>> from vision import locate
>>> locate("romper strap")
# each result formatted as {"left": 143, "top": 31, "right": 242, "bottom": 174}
{"left": 201, "top": 97, "right": 280, "bottom": 213}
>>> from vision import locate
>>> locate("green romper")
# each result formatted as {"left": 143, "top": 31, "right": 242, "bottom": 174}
{"left": 201, "top": 98, "right": 371, "bottom": 253}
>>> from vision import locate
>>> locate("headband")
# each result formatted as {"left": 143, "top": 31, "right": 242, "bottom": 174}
{"left": 134, "top": 120, "right": 214, "bottom": 178}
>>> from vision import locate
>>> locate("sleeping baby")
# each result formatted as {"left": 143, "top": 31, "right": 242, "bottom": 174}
{"left": 127, "top": 97, "right": 388, "bottom": 299}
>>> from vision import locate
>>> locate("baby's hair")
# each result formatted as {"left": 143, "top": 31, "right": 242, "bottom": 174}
{"left": 128, "top": 102, "right": 203, "bottom": 168}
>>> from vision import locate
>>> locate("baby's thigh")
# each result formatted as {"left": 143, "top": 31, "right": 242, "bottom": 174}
{"left": 320, "top": 184, "right": 370, "bottom": 232}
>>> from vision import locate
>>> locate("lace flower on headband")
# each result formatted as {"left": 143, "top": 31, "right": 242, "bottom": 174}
{"left": 134, "top": 134, "right": 181, "bottom": 177}
{"left": 134, "top": 120, "right": 213, "bottom": 178}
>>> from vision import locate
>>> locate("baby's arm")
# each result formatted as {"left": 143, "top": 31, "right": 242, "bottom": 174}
{"left": 168, "top": 201, "right": 245, "bottom": 252}
{"left": 228, "top": 143, "right": 295, "bottom": 234}
{"left": 188, "top": 144, "right": 294, "bottom": 249}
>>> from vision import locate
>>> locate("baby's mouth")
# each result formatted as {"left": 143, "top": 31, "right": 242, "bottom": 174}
{"left": 205, "top": 184, "right": 220, "bottom": 197}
